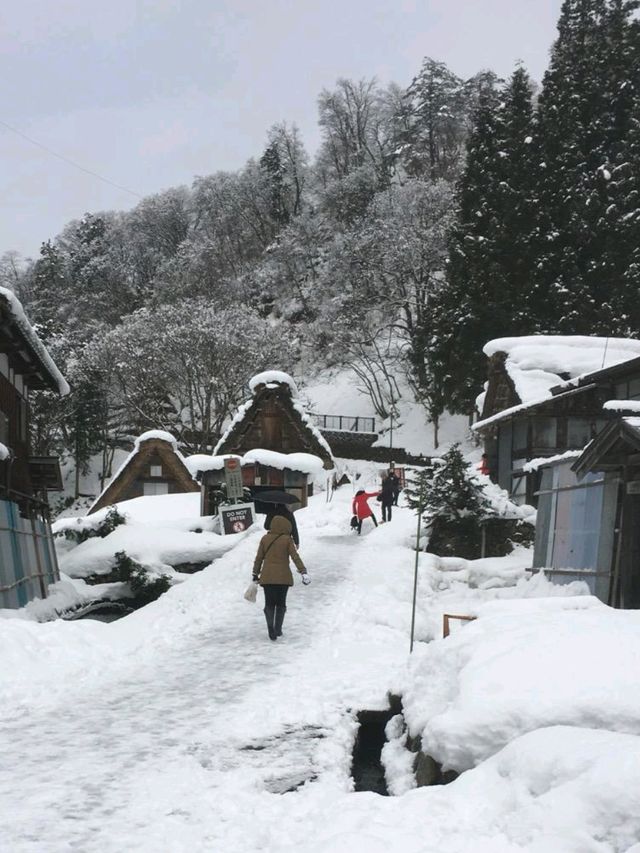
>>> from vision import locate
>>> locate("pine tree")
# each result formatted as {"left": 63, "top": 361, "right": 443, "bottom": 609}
{"left": 432, "top": 87, "right": 507, "bottom": 413}
{"left": 400, "top": 58, "right": 467, "bottom": 181}
{"left": 532, "top": 0, "right": 640, "bottom": 333}
{"left": 260, "top": 141, "right": 290, "bottom": 227}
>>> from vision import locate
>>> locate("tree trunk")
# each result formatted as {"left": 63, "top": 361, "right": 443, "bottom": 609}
{"left": 433, "top": 414, "right": 439, "bottom": 449}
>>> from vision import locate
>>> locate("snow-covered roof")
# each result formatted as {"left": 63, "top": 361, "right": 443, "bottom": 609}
{"left": 88, "top": 430, "right": 193, "bottom": 514}
{"left": 603, "top": 399, "right": 640, "bottom": 414}
{"left": 485, "top": 335, "right": 640, "bottom": 406}
{"left": 0, "top": 287, "right": 70, "bottom": 396}
{"left": 248, "top": 370, "right": 299, "bottom": 396}
{"left": 184, "top": 454, "right": 241, "bottom": 476}
{"left": 214, "top": 372, "right": 334, "bottom": 463}
{"left": 242, "top": 449, "right": 325, "bottom": 475}
{"left": 521, "top": 450, "right": 584, "bottom": 473}
{"left": 212, "top": 400, "right": 254, "bottom": 456}
{"left": 187, "top": 450, "right": 325, "bottom": 476}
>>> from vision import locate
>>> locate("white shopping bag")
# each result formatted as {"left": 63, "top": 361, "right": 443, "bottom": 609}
{"left": 244, "top": 581, "right": 258, "bottom": 603}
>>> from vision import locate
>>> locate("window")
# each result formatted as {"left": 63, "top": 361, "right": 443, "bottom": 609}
{"left": 531, "top": 417, "right": 557, "bottom": 449}
{"left": 150, "top": 464, "right": 163, "bottom": 477}
{"left": 613, "top": 377, "right": 640, "bottom": 400}
{"left": 513, "top": 419, "right": 528, "bottom": 452}
{"left": 143, "top": 482, "right": 169, "bottom": 496}
{"left": 629, "top": 378, "right": 640, "bottom": 399}
{"left": 567, "top": 418, "right": 592, "bottom": 448}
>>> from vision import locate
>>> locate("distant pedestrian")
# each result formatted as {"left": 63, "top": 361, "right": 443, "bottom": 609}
{"left": 380, "top": 475, "right": 395, "bottom": 523}
{"left": 352, "top": 489, "right": 380, "bottom": 535}
{"left": 264, "top": 502, "right": 300, "bottom": 546}
{"left": 387, "top": 468, "right": 401, "bottom": 506}
{"left": 252, "top": 516, "right": 309, "bottom": 641}
{"left": 478, "top": 454, "right": 490, "bottom": 477}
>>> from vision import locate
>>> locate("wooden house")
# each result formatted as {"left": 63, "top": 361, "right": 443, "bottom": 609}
{"left": 532, "top": 413, "right": 640, "bottom": 608}
{"left": 474, "top": 336, "right": 640, "bottom": 504}
{"left": 197, "top": 371, "right": 334, "bottom": 514}
{"left": 0, "top": 287, "right": 68, "bottom": 608}
{"left": 88, "top": 431, "right": 199, "bottom": 514}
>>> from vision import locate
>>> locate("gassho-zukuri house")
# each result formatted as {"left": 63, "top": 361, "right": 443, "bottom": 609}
{"left": 0, "top": 287, "right": 69, "bottom": 609}
{"left": 88, "top": 430, "right": 199, "bottom": 515}
{"left": 187, "top": 371, "right": 334, "bottom": 515}
{"left": 473, "top": 335, "right": 640, "bottom": 505}
{"left": 474, "top": 334, "right": 640, "bottom": 609}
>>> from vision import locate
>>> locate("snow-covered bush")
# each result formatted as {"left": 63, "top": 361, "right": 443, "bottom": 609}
{"left": 114, "top": 551, "right": 171, "bottom": 606}
{"left": 59, "top": 506, "right": 126, "bottom": 545}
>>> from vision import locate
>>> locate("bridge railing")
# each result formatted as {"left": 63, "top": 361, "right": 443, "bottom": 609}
{"left": 314, "top": 414, "right": 376, "bottom": 433}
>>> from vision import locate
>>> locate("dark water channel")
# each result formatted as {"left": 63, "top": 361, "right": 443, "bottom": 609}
{"left": 351, "top": 709, "right": 395, "bottom": 796}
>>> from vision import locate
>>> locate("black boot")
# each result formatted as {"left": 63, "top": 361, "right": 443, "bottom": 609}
{"left": 274, "top": 605, "right": 287, "bottom": 638}
{"left": 264, "top": 606, "right": 277, "bottom": 640}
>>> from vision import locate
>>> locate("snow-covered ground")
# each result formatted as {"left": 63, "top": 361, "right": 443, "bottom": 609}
{"left": 1, "top": 487, "right": 638, "bottom": 852}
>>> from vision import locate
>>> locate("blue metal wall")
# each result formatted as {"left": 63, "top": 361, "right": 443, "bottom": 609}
{"left": 0, "top": 499, "right": 59, "bottom": 609}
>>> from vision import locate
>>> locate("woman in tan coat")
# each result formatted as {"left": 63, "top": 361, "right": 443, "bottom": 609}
{"left": 252, "top": 515, "right": 309, "bottom": 640}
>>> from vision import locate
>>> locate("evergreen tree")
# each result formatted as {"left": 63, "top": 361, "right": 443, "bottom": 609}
{"left": 533, "top": 0, "right": 640, "bottom": 332}
{"left": 400, "top": 58, "right": 467, "bottom": 181}
{"left": 432, "top": 87, "right": 505, "bottom": 413}
{"left": 260, "top": 141, "right": 290, "bottom": 227}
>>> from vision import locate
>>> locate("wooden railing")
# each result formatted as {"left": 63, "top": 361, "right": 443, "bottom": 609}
{"left": 314, "top": 414, "right": 376, "bottom": 433}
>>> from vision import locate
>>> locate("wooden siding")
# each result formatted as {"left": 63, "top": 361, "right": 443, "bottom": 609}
{"left": 0, "top": 371, "right": 31, "bottom": 497}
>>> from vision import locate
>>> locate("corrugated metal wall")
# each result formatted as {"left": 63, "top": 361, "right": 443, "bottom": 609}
{"left": 0, "top": 499, "right": 59, "bottom": 609}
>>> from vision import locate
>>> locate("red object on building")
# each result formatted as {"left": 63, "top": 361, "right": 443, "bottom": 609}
{"left": 478, "top": 455, "right": 490, "bottom": 476}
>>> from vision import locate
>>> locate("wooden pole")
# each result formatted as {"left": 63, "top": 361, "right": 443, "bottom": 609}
{"left": 409, "top": 507, "right": 422, "bottom": 653}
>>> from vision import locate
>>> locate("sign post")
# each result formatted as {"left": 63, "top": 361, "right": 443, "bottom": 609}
{"left": 224, "top": 457, "right": 244, "bottom": 502}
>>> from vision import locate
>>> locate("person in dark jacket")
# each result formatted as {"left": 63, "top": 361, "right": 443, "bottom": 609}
{"left": 386, "top": 468, "right": 401, "bottom": 505}
{"left": 252, "top": 516, "right": 309, "bottom": 640}
{"left": 264, "top": 503, "right": 300, "bottom": 546}
{"left": 352, "top": 489, "right": 380, "bottom": 535}
{"left": 380, "top": 475, "right": 395, "bottom": 522}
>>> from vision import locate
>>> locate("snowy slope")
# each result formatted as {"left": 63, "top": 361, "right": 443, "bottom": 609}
{"left": 300, "top": 367, "right": 472, "bottom": 456}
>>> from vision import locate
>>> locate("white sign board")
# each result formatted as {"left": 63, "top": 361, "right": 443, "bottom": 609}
{"left": 224, "top": 457, "right": 244, "bottom": 500}
{"left": 219, "top": 502, "right": 255, "bottom": 535}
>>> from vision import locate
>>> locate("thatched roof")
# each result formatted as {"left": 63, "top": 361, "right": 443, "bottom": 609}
{"left": 214, "top": 375, "right": 333, "bottom": 470}
{"left": 88, "top": 431, "right": 199, "bottom": 514}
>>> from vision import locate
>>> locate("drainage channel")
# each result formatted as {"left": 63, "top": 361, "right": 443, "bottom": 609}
{"left": 351, "top": 706, "right": 399, "bottom": 795}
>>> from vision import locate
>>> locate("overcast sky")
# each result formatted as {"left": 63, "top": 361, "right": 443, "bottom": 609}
{"left": 0, "top": 0, "right": 563, "bottom": 259}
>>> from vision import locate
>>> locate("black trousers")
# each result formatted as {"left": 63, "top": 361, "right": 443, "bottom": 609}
{"left": 263, "top": 585, "right": 289, "bottom": 609}
{"left": 263, "top": 584, "right": 289, "bottom": 637}
{"left": 382, "top": 501, "right": 393, "bottom": 522}
{"left": 357, "top": 515, "right": 378, "bottom": 534}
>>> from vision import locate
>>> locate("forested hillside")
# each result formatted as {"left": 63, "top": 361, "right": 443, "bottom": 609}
{"left": 4, "top": 0, "right": 640, "bottom": 497}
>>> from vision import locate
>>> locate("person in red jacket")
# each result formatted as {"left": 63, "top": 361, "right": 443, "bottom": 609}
{"left": 352, "top": 489, "right": 380, "bottom": 535}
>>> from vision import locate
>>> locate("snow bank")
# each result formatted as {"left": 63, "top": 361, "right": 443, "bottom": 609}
{"left": 0, "top": 286, "right": 70, "bottom": 396}
{"left": 55, "top": 492, "right": 238, "bottom": 578}
{"left": 59, "top": 524, "right": 236, "bottom": 577}
{"left": 248, "top": 369, "right": 299, "bottom": 395}
{"left": 0, "top": 442, "right": 10, "bottom": 461}
{"left": 403, "top": 597, "right": 640, "bottom": 773}
{"left": 484, "top": 335, "right": 640, "bottom": 405}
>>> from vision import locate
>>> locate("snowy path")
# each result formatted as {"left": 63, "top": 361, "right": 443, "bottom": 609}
{"left": 0, "top": 493, "right": 417, "bottom": 853}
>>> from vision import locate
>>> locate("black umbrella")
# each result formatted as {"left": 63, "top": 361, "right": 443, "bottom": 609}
{"left": 254, "top": 490, "right": 297, "bottom": 505}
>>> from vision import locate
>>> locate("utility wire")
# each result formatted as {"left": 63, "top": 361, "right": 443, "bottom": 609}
{"left": 0, "top": 117, "right": 143, "bottom": 199}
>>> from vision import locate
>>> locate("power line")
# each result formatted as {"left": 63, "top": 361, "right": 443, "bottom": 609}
{"left": 0, "top": 117, "right": 143, "bottom": 200}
